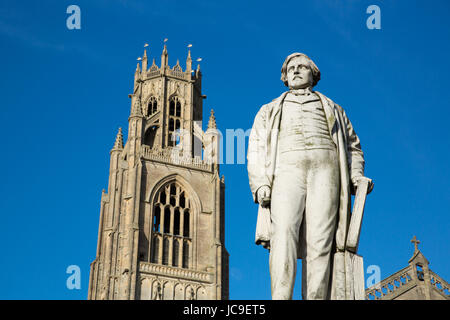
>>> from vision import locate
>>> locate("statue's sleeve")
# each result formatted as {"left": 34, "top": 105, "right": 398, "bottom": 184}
{"left": 340, "top": 106, "right": 365, "bottom": 188}
{"left": 247, "top": 105, "right": 270, "bottom": 203}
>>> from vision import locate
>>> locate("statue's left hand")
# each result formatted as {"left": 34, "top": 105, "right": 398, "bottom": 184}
{"left": 353, "top": 176, "right": 374, "bottom": 194}
{"left": 257, "top": 185, "right": 271, "bottom": 208}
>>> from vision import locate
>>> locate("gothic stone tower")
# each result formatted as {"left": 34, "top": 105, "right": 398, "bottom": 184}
{"left": 88, "top": 45, "right": 229, "bottom": 300}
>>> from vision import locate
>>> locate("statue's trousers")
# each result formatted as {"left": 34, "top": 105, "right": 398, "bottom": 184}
{"left": 270, "top": 148, "right": 340, "bottom": 300}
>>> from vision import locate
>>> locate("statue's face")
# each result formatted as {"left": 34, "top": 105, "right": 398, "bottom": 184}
{"left": 286, "top": 56, "right": 313, "bottom": 89}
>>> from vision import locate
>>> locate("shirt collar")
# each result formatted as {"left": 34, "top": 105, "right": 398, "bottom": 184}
{"left": 289, "top": 87, "right": 313, "bottom": 96}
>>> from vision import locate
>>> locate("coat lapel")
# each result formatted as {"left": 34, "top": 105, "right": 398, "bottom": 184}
{"left": 265, "top": 92, "right": 289, "bottom": 185}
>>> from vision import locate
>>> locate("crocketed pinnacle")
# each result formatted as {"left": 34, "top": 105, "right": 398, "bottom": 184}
{"left": 207, "top": 109, "right": 217, "bottom": 129}
{"left": 113, "top": 127, "right": 124, "bottom": 150}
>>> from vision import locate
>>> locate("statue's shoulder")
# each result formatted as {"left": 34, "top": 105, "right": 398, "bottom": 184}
{"left": 262, "top": 92, "right": 286, "bottom": 109}
{"left": 315, "top": 90, "right": 332, "bottom": 103}
{"left": 255, "top": 93, "right": 284, "bottom": 117}
{"left": 315, "top": 91, "right": 344, "bottom": 112}
{"left": 254, "top": 103, "right": 268, "bottom": 118}
{"left": 270, "top": 92, "right": 287, "bottom": 104}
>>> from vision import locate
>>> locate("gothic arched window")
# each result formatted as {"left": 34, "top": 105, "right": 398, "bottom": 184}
{"left": 146, "top": 96, "right": 158, "bottom": 117}
{"left": 150, "top": 182, "right": 192, "bottom": 269}
{"left": 168, "top": 96, "right": 182, "bottom": 147}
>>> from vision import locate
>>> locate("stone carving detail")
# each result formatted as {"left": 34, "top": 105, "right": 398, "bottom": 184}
{"left": 430, "top": 270, "right": 450, "bottom": 297}
{"left": 167, "top": 68, "right": 188, "bottom": 80}
{"left": 152, "top": 281, "right": 162, "bottom": 300}
{"left": 138, "top": 275, "right": 208, "bottom": 300}
{"left": 142, "top": 102, "right": 148, "bottom": 117}
{"left": 139, "top": 262, "right": 213, "bottom": 283}
{"left": 147, "top": 60, "right": 160, "bottom": 79}
{"left": 366, "top": 266, "right": 413, "bottom": 300}
{"left": 173, "top": 61, "right": 182, "bottom": 72}
{"left": 141, "top": 145, "right": 213, "bottom": 171}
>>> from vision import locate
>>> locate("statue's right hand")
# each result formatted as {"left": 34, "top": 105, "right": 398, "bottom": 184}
{"left": 257, "top": 186, "right": 271, "bottom": 207}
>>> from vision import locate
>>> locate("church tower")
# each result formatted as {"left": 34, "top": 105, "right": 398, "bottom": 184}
{"left": 88, "top": 44, "right": 228, "bottom": 300}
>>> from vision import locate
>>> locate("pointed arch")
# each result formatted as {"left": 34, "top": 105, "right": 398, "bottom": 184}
{"left": 147, "top": 174, "right": 201, "bottom": 270}
{"left": 168, "top": 87, "right": 185, "bottom": 105}
{"left": 174, "top": 282, "right": 184, "bottom": 300}
{"left": 139, "top": 278, "right": 151, "bottom": 300}
{"left": 196, "top": 286, "right": 207, "bottom": 300}
{"left": 143, "top": 125, "right": 159, "bottom": 148}
{"left": 167, "top": 94, "right": 184, "bottom": 117}
{"left": 144, "top": 96, "right": 158, "bottom": 117}
{"left": 146, "top": 174, "right": 202, "bottom": 212}
{"left": 185, "top": 285, "right": 195, "bottom": 300}
{"left": 163, "top": 281, "right": 173, "bottom": 300}
{"left": 151, "top": 280, "right": 162, "bottom": 300}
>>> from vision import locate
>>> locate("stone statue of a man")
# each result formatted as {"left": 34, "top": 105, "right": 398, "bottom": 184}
{"left": 247, "top": 53, "right": 373, "bottom": 300}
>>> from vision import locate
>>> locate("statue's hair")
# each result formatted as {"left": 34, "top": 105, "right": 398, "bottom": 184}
{"left": 281, "top": 52, "right": 321, "bottom": 87}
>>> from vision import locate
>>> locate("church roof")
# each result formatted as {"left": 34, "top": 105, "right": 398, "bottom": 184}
{"left": 365, "top": 236, "right": 449, "bottom": 300}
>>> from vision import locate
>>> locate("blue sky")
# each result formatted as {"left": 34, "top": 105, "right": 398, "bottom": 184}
{"left": 0, "top": 0, "right": 449, "bottom": 300}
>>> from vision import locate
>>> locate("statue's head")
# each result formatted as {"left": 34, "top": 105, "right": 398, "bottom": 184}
{"left": 281, "top": 53, "right": 321, "bottom": 89}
